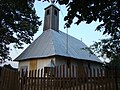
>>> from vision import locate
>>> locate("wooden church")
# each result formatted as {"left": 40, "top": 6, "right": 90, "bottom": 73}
{"left": 14, "top": 4, "right": 102, "bottom": 74}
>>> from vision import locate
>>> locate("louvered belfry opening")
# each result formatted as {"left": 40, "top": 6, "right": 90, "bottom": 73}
{"left": 43, "top": 4, "right": 60, "bottom": 32}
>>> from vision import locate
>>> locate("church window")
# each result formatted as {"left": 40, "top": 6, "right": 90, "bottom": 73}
{"left": 0, "top": 67, "right": 1, "bottom": 77}
{"left": 54, "top": 9, "right": 57, "bottom": 16}
{"left": 67, "top": 60, "right": 71, "bottom": 68}
{"left": 88, "top": 63, "right": 91, "bottom": 69}
{"left": 20, "top": 66, "right": 28, "bottom": 77}
{"left": 44, "top": 67, "right": 54, "bottom": 77}
{"left": 47, "top": 10, "right": 50, "bottom": 15}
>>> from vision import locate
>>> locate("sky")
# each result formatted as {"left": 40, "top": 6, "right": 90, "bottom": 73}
{"left": 2, "top": 1, "right": 109, "bottom": 67}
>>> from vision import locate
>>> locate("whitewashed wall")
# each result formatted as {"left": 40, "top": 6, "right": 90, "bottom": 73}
{"left": 19, "top": 60, "right": 29, "bottom": 71}
{"left": 37, "top": 57, "right": 55, "bottom": 70}
{"left": 18, "top": 56, "right": 102, "bottom": 77}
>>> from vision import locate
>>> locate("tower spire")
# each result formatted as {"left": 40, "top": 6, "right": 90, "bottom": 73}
{"left": 43, "top": 3, "right": 60, "bottom": 32}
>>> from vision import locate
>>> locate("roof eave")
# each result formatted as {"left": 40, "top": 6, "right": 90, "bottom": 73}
{"left": 14, "top": 55, "right": 103, "bottom": 64}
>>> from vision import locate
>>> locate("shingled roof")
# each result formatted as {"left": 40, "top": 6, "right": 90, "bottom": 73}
{"left": 15, "top": 29, "right": 102, "bottom": 63}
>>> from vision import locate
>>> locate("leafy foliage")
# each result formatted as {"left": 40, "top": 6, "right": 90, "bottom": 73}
{"left": 56, "top": 0, "right": 120, "bottom": 62}
{"left": 89, "top": 37, "right": 120, "bottom": 68}
{"left": 0, "top": 0, "right": 41, "bottom": 63}
{"left": 57, "top": 0, "right": 120, "bottom": 38}
{"left": 90, "top": 38, "right": 120, "bottom": 59}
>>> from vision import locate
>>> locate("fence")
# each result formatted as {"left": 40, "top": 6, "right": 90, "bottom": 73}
{"left": 19, "top": 65, "right": 119, "bottom": 90}
{"left": 0, "top": 67, "right": 19, "bottom": 90}
{"left": 0, "top": 65, "right": 120, "bottom": 90}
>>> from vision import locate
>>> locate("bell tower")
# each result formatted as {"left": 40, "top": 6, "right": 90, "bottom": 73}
{"left": 43, "top": 4, "right": 60, "bottom": 32}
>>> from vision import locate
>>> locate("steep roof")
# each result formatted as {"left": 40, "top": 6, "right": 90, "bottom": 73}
{"left": 15, "top": 29, "right": 102, "bottom": 63}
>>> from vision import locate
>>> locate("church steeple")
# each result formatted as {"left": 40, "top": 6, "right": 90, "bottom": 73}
{"left": 43, "top": 4, "right": 60, "bottom": 32}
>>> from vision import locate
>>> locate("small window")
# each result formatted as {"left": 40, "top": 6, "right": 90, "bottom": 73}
{"left": 44, "top": 67, "right": 54, "bottom": 77}
{"left": 0, "top": 67, "right": 2, "bottom": 77}
{"left": 88, "top": 63, "right": 91, "bottom": 69}
{"left": 67, "top": 60, "right": 71, "bottom": 68}
{"left": 47, "top": 10, "right": 50, "bottom": 15}
{"left": 54, "top": 9, "right": 57, "bottom": 16}
{"left": 20, "top": 66, "right": 28, "bottom": 77}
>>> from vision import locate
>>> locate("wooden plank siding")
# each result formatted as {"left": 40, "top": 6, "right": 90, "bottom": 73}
{"left": 0, "top": 65, "right": 120, "bottom": 90}
{"left": 30, "top": 60, "right": 37, "bottom": 71}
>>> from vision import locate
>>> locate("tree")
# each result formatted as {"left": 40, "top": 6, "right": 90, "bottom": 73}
{"left": 0, "top": 0, "right": 41, "bottom": 63}
{"left": 89, "top": 37, "right": 120, "bottom": 60}
{"left": 56, "top": 0, "right": 120, "bottom": 61}
{"left": 58, "top": 0, "right": 120, "bottom": 38}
